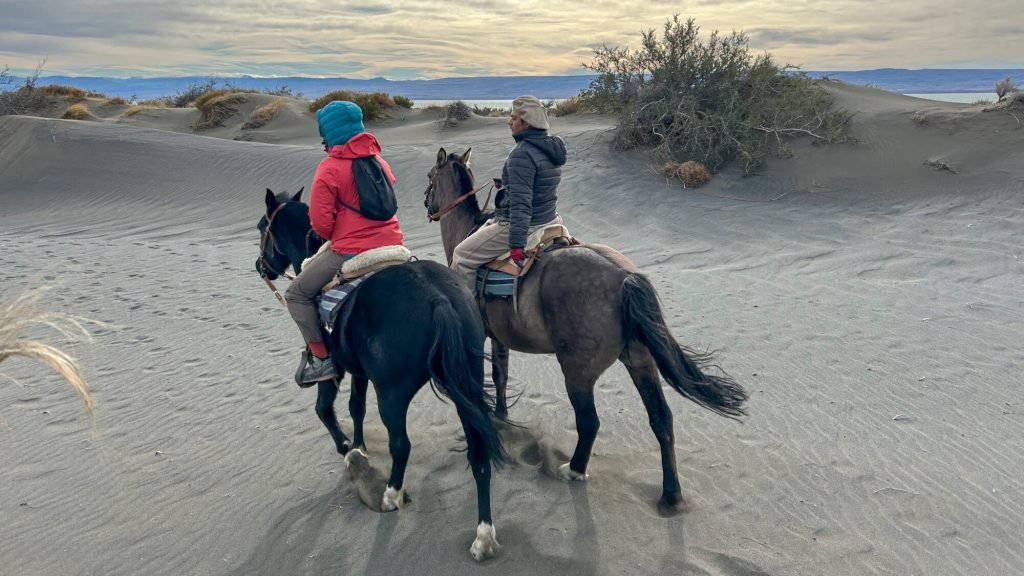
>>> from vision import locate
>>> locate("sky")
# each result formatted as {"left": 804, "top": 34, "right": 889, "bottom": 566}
{"left": 1, "top": 0, "right": 1022, "bottom": 79}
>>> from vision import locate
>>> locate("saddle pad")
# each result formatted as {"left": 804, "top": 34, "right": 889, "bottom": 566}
{"left": 475, "top": 268, "right": 515, "bottom": 298}
{"left": 318, "top": 270, "right": 378, "bottom": 333}
{"left": 341, "top": 245, "right": 411, "bottom": 280}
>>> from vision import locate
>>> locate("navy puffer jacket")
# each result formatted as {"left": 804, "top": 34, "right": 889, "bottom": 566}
{"left": 495, "top": 128, "right": 567, "bottom": 248}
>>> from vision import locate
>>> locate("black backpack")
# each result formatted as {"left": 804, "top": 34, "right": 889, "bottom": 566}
{"left": 338, "top": 156, "right": 398, "bottom": 220}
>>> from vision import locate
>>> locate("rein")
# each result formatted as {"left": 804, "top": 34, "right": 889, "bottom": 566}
{"left": 425, "top": 171, "right": 492, "bottom": 222}
{"left": 259, "top": 202, "right": 297, "bottom": 307}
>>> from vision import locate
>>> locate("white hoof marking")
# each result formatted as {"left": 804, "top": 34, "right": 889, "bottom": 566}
{"left": 381, "top": 485, "right": 404, "bottom": 512}
{"left": 344, "top": 448, "right": 367, "bottom": 469}
{"left": 470, "top": 522, "right": 499, "bottom": 561}
{"left": 558, "top": 462, "right": 589, "bottom": 481}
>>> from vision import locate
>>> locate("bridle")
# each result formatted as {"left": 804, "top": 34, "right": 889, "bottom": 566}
{"left": 258, "top": 202, "right": 296, "bottom": 305}
{"left": 424, "top": 162, "right": 493, "bottom": 222}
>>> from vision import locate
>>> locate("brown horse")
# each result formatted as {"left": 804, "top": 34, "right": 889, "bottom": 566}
{"left": 424, "top": 148, "right": 747, "bottom": 510}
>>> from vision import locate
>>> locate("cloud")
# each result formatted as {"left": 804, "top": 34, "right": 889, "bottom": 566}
{"left": 1, "top": 1, "right": 1021, "bottom": 77}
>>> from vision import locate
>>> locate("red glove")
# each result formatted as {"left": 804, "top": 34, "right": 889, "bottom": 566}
{"left": 509, "top": 247, "right": 526, "bottom": 267}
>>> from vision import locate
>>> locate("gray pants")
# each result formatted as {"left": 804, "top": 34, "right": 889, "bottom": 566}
{"left": 451, "top": 215, "right": 562, "bottom": 290}
{"left": 285, "top": 250, "right": 351, "bottom": 345}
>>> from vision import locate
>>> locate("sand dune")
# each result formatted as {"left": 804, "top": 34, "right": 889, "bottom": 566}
{"left": 1, "top": 83, "right": 1022, "bottom": 575}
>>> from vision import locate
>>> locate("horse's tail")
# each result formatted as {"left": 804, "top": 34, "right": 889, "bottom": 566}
{"left": 619, "top": 274, "right": 747, "bottom": 420}
{"left": 427, "top": 297, "right": 505, "bottom": 468}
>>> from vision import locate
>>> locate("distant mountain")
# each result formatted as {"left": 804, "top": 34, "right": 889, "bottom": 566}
{"left": 3, "top": 69, "right": 1020, "bottom": 100}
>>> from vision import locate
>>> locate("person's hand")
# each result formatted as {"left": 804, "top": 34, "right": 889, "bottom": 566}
{"left": 509, "top": 247, "right": 526, "bottom": 267}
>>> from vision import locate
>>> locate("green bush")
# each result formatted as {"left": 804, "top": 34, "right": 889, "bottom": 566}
{"left": 580, "top": 16, "right": 850, "bottom": 174}
{"left": 309, "top": 90, "right": 395, "bottom": 120}
{"left": 393, "top": 95, "right": 414, "bottom": 108}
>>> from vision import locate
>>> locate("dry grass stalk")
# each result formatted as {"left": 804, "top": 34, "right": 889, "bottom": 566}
{"left": 61, "top": 103, "right": 91, "bottom": 120}
{"left": 194, "top": 92, "right": 247, "bottom": 130}
{"left": 242, "top": 99, "right": 284, "bottom": 130}
{"left": 39, "top": 84, "right": 87, "bottom": 99}
{"left": 0, "top": 289, "right": 95, "bottom": 420}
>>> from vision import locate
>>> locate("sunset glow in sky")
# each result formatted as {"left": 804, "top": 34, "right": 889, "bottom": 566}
{"left": 2, "top": 0, "right": 1021, "bottom": 78}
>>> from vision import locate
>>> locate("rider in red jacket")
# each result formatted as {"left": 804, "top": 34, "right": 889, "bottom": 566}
{"left": 285, "top": 100, "right": 404, "bottom": 385}
{"left": 309, "top": 132, "right": 403, "bottom": 254}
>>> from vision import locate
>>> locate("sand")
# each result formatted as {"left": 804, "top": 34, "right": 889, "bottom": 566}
{"left": 1, "top": 82, "right": 1023, "bottom": 575}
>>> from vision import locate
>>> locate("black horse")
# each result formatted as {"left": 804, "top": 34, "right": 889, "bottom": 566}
{"left": 256, "top": 188, "right": 504, "bottom": 561}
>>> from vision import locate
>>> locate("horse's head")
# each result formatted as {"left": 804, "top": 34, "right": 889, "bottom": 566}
{"left": 256, "top": 187, "right": 306, "bottom": 279}
{"left": 424, "top": 147, "right": 480, "bottom": 221}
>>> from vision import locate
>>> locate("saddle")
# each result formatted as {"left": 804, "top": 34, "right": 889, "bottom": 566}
{"left": 317, "top": 245, "right": 412, "bottom": 332}
{"left": 475, "top": 224, "right": 580, "bottom": 302}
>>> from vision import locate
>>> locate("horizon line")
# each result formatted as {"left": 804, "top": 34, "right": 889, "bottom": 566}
{"left": 6, "top": 66, "right": 1024, "bottom": 82}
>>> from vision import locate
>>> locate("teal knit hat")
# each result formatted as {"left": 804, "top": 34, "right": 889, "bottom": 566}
{"left": 317, "top": 100, "right": 365, "bottom": 147}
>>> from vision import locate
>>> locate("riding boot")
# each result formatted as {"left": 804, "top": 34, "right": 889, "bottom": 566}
{"left": 295, "top": 349, "right": 339, "bottom": 387}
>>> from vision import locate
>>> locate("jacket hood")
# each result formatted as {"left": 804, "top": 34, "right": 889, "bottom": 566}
{"left": 516, "top": 128, "right": 567, "bottom": 166}
{"left": 327, "top": 132, "right": 382, "bottom": 159}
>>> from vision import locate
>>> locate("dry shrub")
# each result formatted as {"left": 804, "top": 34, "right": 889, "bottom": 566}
{"left": 106, "top": 96, "right": 127, "bottom": 106}
{"left": 194, "top": 92, "right": 248, "bottom": 130}
{"left": 242, "top": 98, "right": 285, "bottom": 130}
{"left": 1, "top": 60, "right": 46, "bottom": 116}
{"left": 61, "top": 103, "right": 91, "bottom": 120}
{"left": 39, "top": 84, "right": 87, "bottom": 99}
{"left": 661, "top": 160, "right": 712, "bottom": 187}
{"left": 995, "top": 76, "right": 1018, "bottom": 101}
{"left": 393, "top": 95, "right": 414, "bottom": 108}
{"left": 581, "top": 15, "right": 849, "bottom": 174}
{"left": 444, "top": 100, "right": 472, "bottom": 126}
{"left": 309, "top": 90, "right": 395, "bottom": 120}
{"left": 471, "top": 105, "right": 507, "bottom": 117}
{"left": 1002, "top": 90, "right": 1024, "bottom": 108}
{"left": 553, "top": 97, "right": 585, "bottom": 117}
{"left": 1, "top": 289, "right": 94, "bottom": 420}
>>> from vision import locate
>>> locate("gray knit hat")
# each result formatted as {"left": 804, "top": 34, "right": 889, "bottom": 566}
{"left": 512, "top": 95, "right": 549, "bottom": 130}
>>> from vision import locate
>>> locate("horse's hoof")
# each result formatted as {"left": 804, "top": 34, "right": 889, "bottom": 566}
{"left": 658, "top": 491, "right": 691, "bottom": 516}
{"left": 339, "top": 441, "right": 351, "bottom": 455}
{"left": 381, "top": 485, "right": 404, "bottom": 512}
{"left": 558, "top": 463, "right": 589, "bottom": 481}
{"left": 344, "top": 448, "right": 368, "bottom": 469}
{"left": 470, "top": 522, "right": 500, "bottom": 561}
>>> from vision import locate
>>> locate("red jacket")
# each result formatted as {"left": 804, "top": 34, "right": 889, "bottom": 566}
{"left": 309, "top": 132, "right": 404, "bottom": 254}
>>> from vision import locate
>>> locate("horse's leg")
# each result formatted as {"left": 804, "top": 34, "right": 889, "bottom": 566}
{"left": 490, "top": 339, "right": 509, "bottom": 419}
{"left": 556, "top": 356, "right": 605, "bottom": 481}
{"left": 348, "top": 375, "right": 369, "bottom": 451}
{"left": 458, "top": 407, "right": 499, "bottom": 560}
{"left": 621, "top": 348, "right": 683, "bottom": 508}
{"left": 377, "top": 384, "right": 416, "bottom": 512}
{"left": 315, "top": 379, "right": 351, "bottom": 456}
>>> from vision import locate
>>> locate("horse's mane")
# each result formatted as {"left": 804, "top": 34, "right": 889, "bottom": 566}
{"left": 448, "top": 154, "right": 481, "bottom": 214}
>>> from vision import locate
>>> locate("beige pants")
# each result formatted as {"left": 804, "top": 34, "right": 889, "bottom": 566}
{"left": 284, "top": 249, "right": 351, "bottom": 344}
{"left": 451, "top": 215, "right": 562, "bottom": 290}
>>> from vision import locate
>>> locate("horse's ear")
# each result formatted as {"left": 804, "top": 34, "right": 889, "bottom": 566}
{"left": 459, "top": 148, "right": 472, "bottom": 166}
{"left": 291, "top": 187, "right": 304, "bottom": 202}
{"left": 265, "top": 188, "right": 278, "bottom": 213}
{"left": 436, "top": 148, "right": 447, "bottom": 167}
